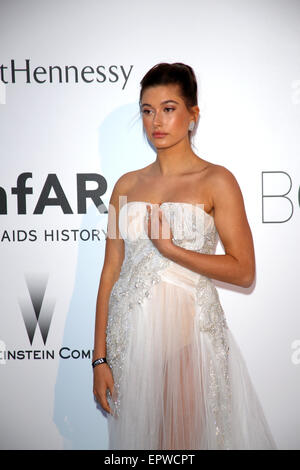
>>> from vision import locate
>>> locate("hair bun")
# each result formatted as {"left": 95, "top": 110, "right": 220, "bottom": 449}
{"left": 140, "top": 62, "right": 198, "bottom": 108}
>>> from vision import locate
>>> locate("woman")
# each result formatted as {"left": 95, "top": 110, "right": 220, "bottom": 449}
{"left": 92, "top": 62, "right": 277, "bottom": 450}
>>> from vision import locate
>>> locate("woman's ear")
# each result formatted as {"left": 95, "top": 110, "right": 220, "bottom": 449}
{"left": 191, "top": 105, "right": 200, "bottom": 122}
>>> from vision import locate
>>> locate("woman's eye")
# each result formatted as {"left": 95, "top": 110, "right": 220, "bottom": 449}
{"left": 141, "top": 107, "right": 174, "bottom": 115}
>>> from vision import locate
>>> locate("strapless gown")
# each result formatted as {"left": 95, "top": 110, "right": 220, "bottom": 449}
{"left": 105, "top": 201, "right": 277, "bottom": 450}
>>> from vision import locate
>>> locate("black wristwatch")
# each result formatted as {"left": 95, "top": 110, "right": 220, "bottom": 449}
{"left": 92, "top": 357, "right": 107, "bottom": 368}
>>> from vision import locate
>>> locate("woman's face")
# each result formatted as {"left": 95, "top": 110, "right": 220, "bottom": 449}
{"left": 140, "top": 84, "right": 198, "bottom": 150}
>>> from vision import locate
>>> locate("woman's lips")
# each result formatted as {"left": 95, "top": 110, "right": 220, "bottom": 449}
{"left": 152, "top": 132, "right": 168, "bottom": 138}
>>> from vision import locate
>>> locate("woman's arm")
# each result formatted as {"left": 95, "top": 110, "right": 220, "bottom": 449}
{"left": 92, "top": 179, "right": 125, "bottom": 362}
{"left": 149, "top": 166, "right": 256, "bottom": 288}
{"left": 92, "top": 175, "right": 129, "bottom": 414}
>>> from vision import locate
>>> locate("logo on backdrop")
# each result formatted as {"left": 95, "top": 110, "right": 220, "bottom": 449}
{"left": 0, "top": 172, "right": 108, "bottom": 215}
{"left": 262, "top": 171, "right": 299, "bottom": 223}
{"left": 0, "top": 172, "right": 109, "bottom": 243}
{"left": 0, "top": 273, "right": 94, "bottom": 363}
{"left": 19, "top": 273, "right": 54, "bottom": 345}
{"left": 0, "top": 59, "right": 134, "bottom": 90}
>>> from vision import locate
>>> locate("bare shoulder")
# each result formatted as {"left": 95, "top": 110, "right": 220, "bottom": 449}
{"left": 209, "top": 164, "right": 251, "bottom": 247}
{"left": 112, "top": 170, "right": 137, "bottom": 193}
{"left": 109, "top": 165, "right": 151, "bottom": 205}
{"left": 205, "top": 164, "right": 244, "bottom": 204}
{"left": 206, "top": 163, "right": 239, "bottom": 184}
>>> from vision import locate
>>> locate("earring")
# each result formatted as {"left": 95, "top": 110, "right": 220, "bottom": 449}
{"left": 188, "top": 121, "right": 195, "bottom": 131}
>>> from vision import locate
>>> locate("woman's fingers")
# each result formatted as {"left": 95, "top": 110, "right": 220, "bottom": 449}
{"left": 103, "top": 397, "right": 112, "bottom": 415}
{"left": 98, "top": 389, "right": 112, "bottom": 414}
{"left": 146, "top": 204, "right": 161, "bottom": 239}
{"left": 93, "top": 370, "right": 115, "bottom": 415}
{"left": 146, "top": 204, "right": 173, "bottom": 241}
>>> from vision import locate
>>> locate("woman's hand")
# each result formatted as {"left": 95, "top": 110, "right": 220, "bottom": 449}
{"left": 146, "top": 204, "right": 174, "bottom": 256}
{"left": 93, "top": 363, "right": 115, "bottom": 415}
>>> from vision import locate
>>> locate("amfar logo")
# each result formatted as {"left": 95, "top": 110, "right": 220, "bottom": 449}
{"left": 0, "top": 172, "right": 108, "bottom": 215}
{"left": 19, "top": 274, "right": 55, "bottom": 345}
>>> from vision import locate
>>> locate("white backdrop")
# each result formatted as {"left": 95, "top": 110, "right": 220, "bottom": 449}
{"left": 0, "top": 0, "right": 299, "bottom": 450}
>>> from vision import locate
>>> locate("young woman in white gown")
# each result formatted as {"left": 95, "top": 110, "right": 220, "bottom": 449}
{"left": 92, "top": 63, "right": 277, "bottom": 450}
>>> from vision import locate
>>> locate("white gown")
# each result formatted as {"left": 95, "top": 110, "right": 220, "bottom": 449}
{"left": 105, "top": 201, "right": 277, "bottom": 450}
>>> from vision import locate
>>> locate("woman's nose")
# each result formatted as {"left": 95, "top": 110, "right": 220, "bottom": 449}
{"left": 153, "top": 110, "right": 162, "bottom": 126}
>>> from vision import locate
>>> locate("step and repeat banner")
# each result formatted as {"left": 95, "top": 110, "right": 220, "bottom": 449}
{"left": 0, "top": 0, "right": 299, "bottom": 450}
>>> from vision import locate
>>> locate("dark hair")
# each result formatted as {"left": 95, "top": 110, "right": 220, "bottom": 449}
{"left": 139, "top": 62, "right": 198, "bottom": 110}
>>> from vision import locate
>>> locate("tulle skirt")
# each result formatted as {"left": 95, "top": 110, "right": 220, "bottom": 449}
{"left": 106, "top": 263, "right": 277, "bottom": 450}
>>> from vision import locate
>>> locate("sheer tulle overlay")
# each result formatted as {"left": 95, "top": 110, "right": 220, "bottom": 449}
{"left": 105, "top": 202, "right": 277, "bottom": 450}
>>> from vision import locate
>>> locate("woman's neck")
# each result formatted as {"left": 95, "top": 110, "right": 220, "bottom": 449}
{"left": 154, "top": 138, "right": 198, "bottom": 176}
